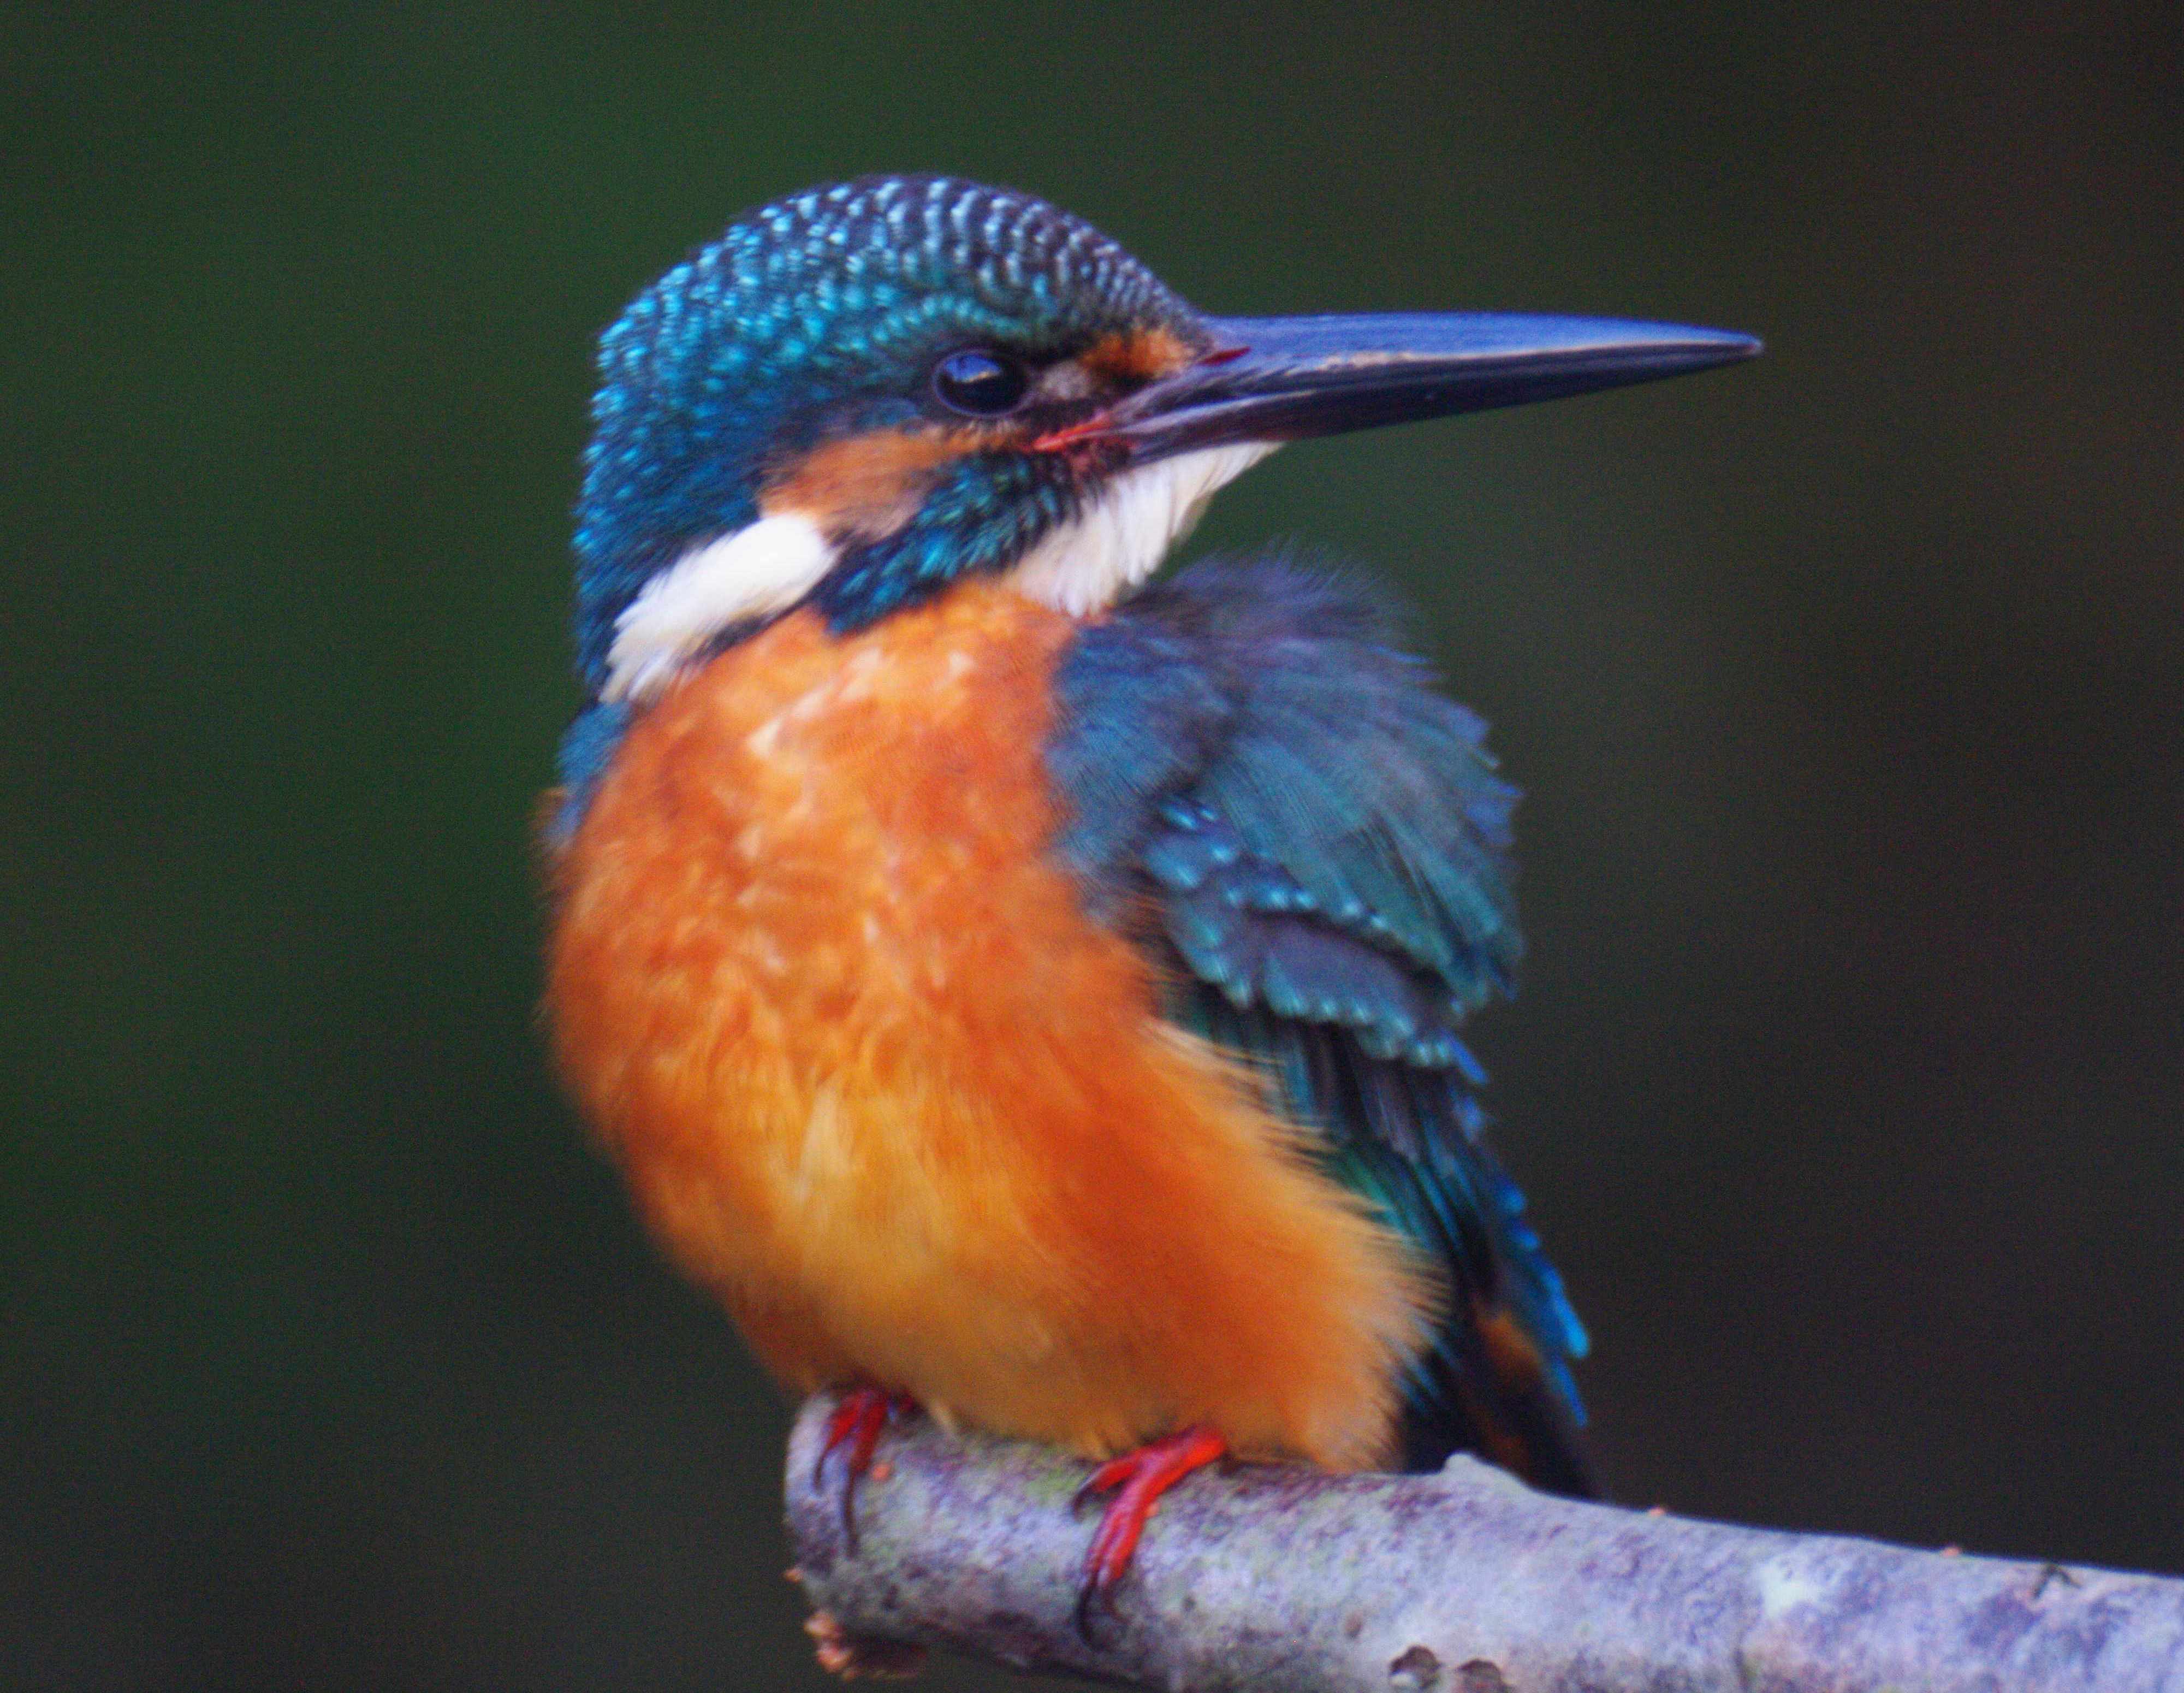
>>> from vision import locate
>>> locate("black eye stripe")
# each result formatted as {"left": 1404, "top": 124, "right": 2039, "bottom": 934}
{"left": 932, "top": 348, "right": 1030, "bottom": 417}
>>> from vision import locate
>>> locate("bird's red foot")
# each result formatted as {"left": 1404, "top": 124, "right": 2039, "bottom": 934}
{"left": 1071, "top": 1425, "right": 1228, "bottom": 1635}
{"left": 814, "top": 1387, "right": 918, "bottom": 1554}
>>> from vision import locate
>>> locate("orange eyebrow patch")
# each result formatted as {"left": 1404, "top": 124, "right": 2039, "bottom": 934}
{"left": 1081, "top": 325, "right": 1197, "bottom": 384}
{"left": 761, "top": 427, "right": 983, "bottom": 541}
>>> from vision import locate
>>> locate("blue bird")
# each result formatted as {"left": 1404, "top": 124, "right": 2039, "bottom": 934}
{"left": 543, "top": 175, "right": 1756, "bottom": 1615}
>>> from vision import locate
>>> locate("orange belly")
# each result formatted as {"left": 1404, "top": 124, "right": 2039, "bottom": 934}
{"left": 545, "top": 583, "right": 1426, "bottom": 1467}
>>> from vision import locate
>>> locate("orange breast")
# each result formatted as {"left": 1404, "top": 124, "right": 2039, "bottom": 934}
{"left": 545, "top": 583, "right": 1427, "bottom": 1466}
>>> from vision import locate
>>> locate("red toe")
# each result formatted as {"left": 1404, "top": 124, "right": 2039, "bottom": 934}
{"left": 815, "top": 1387, "right": 918, "bottom": 1552}
{"left": 1073, "top": 1426, "right": 1227, "bottom": 1631}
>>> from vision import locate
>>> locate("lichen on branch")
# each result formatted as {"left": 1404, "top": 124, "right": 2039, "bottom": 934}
{"left": 785, "top": 1392, "right": 2184, "bottom": 1692}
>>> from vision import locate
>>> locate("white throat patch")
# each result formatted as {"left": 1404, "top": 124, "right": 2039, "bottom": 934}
{"left": 603, "top": 512, "right": 836, "bottom": 703}
{"left": 1009, "top": 442, "right": 1279, "bottom": 616}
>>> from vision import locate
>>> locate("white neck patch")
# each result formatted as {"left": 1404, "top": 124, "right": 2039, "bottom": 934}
{"left": 1008, "top": 442, "right": 1279, "bottom": 617}
{"left": 600, "top": 441, "right": 1278, "bottom": 702}
{"left": 602, "top": 511, "right": 836, "bottom": 703}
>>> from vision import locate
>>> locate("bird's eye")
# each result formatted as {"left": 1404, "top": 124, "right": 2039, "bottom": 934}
{"left": 931, "top": 348, "right": 1030, "bottom": 417}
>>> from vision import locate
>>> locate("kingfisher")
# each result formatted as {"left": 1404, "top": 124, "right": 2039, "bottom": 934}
{"left": 544, "top": 175, "right": 1755, "bottom": 1619}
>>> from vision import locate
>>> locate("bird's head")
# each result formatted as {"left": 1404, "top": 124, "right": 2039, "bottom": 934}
{"left": 575, "top": 175, "right": 1756, "bottom": 703}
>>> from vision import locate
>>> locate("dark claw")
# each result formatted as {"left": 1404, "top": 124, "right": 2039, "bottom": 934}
{"left": 1073, "top": 1573, "right": 1115, "bottom": 1643}
{"left": 811, "top": 1388, "right": 916, "bottom": 1556}
{"left": 1067, "top": 1427, "right": 1226, "bottom": 1640}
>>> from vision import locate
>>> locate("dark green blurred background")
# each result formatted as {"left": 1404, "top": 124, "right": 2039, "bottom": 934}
{"left": 6, "top": 5, "right": 2180, "bottom": 1688}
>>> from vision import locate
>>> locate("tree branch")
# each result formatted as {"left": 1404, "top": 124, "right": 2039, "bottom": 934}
{"left": 785, "top": 1392, "right": 2184, "bottom": 1691}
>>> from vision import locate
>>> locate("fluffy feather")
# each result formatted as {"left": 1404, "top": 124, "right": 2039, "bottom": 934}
{"left": 1049, "top": 553, "right": 1593, "bottom": 1490}
{"left": 548, "top": 582, "right": 1429, "bottom": 1467}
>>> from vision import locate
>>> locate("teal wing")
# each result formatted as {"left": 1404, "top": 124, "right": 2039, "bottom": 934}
{"left": 1049, "top": 554, "right": 1594, "bottom": 1492}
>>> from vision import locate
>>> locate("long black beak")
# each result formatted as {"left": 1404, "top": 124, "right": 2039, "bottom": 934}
{"left": 1062, "top": 312, "right": 1760, "bottom": 460}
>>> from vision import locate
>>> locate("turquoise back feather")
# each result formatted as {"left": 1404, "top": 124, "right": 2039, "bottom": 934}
{"left": 1050, "top": 554, "right": 1593, "bottom": 1489}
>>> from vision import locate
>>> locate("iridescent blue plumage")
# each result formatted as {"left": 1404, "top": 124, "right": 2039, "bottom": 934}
{"left": 812, "top": 451, "right": 1080, "bottom": 628}
{"left": 1051, "top": 555, "right": 1592, "bottom": 1484}
{"left": 575, "top": 176, "right": 1191, "bottom": 684}
{"left": 560, "top": 174, "right": 1755, "bottom": 1520}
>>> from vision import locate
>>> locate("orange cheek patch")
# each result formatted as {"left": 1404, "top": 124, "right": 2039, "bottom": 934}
{"left": 760, "top": 427, "right": 984, "bottom": 542}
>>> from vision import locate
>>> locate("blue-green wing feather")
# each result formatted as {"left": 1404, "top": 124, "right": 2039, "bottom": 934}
{"left": 1049, "top": 554, "right": 1592, "bottom": 1490}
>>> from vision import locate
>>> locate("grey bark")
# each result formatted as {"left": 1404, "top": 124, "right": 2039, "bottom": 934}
{"left": 785, "top": 1391, "right": 2184, "bottom": 1691}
